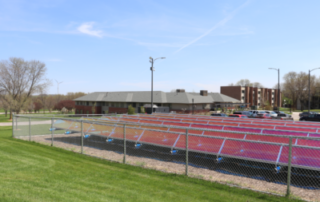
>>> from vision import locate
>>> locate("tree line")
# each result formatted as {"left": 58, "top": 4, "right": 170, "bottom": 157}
{"left": 0, "top": 57, "right": 85, "bottom": 119}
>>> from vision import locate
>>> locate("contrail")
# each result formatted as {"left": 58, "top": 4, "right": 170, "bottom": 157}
{"left": 174, "top": 0, "right": 251, "bottom": 54}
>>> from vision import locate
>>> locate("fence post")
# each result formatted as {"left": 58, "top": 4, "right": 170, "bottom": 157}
{"left": 12, "top": 113, "right": 14, "bottom": 138}
{"left": 29, "top": 117, "right": 31, "bottom": 141}
{"left": 286, "top": 137, "right": 292, "bottom": 197}
{"left": 81, "top": 120, "right": 84, "bottom": 154}
{"left": 51, "top": 118, "right": 54, "bottom": 147}
{"left": 123, "top": 124, "right": 126, "bottom": 164}
{"left": 15, "top": 114, "right": 18, "bottom": 130}
{"left": 185, "top": 129, "right": 189, "bottom": 176}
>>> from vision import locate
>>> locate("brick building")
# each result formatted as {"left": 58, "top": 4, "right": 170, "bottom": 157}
{"left": 74, "top": 89, "right": 242, "bottom": 114}
{"left": 220, "top": 86, "right": 281, "bottom": 108}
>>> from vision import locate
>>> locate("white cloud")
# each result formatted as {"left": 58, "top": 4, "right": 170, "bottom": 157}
{"left": 77, "top": 22, "right": 103, "bottom": 38}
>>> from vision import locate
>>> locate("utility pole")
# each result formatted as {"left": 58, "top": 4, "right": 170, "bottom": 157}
{"left": 149, "top": 57, "right": 165, "bottom": 114}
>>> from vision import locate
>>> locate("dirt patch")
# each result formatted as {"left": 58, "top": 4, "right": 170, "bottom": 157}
{"left": 16, "top": 134, "right": 320, "bottom": 202}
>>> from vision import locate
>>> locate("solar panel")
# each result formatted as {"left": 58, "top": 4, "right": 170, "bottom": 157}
{"left": 220, "top": 140, "right": 281, "bottom": 163}
{"left": 139, "top": 130, "right": 179, "bottom": 147}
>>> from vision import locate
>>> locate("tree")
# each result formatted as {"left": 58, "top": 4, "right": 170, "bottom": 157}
{"left": 128, "top": 105, "right": 135, "bottom": 114}
{"left": 231, "top": 79, "right": 264, "bottom": 88}
{"left": 92, "top": 102, "right": 96, "bottom": 114}
{"left": 0, "top": 57, "right": 50, "bottom": 119}
{"left": 34, "top": 101, "right": 43, "bottom": 113}
{"left": 282, "top": 71, "right": 315, "bottom": 110}
{"left": 54, "top": 100, "right": 75, "bottom": 112}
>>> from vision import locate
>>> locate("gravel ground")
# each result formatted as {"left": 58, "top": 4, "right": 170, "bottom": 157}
{"left": 16, "top": 134, "right": 320, "bottom": 202}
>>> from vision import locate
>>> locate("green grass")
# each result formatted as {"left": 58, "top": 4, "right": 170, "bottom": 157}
{"left": 280, "top": 107, "right": 320, "bottom": 113}
{"left": 0, "top": 127, "right": 302, "bottom": 202}
{"left": 0, "top": 114, "right": 11, "bottom": 122}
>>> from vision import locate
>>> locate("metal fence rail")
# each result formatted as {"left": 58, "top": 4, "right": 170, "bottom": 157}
{"left": 12, "top": 114, "right": 320, "bottom": 201}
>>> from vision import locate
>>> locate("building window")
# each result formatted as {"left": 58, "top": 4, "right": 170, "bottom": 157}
{"left": 86, "top": 102, "right": 89, "bottom": 106}
{"left": 242, "top": 90, "right": 245, "bottom": 94}
{"left": 258, "top": 91, "right": 261, "bottom": 95}
{"left": 80, "top": 110, "right": 83, "bottom": 114}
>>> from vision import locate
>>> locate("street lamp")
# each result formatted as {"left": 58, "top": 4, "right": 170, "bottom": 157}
{"left": 149, "top": 56, "right": 165, "bottom": 114}
{"left": 308, "top": 67, "right": 320, "bottom": 113}
{"left": 268, "top": 68, "right": 280, "bottom": 112}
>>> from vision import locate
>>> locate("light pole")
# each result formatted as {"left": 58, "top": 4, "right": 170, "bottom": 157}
{"left": 149, "top": 56, "right": 165, "bottom": 114}
{"left": 308, "top": 68, "right": 320, "bottom": 113}
{"left": 268, "top": 68, "right": 280, "bottom": 112}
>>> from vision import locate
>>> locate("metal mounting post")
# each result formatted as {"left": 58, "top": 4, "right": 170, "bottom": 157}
{"left": 185, "top": 129, "right": 189, "bottom": 176}
{"left": 123, "top": 124, "right": 126, "bottom": 164}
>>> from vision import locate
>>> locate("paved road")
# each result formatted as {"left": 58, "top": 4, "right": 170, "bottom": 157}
{"left": 291, "top": 112, "right": 300, "bottom": 121}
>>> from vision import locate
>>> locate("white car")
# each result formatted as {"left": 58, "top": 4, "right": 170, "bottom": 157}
{"left": 265, "top": 111, "right": 278, "bottom": 117}
{"left": 248, "top": 110, "right": 267, "bottom": 117}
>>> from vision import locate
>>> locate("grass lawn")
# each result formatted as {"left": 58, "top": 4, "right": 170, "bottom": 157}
{"left": 0, "top": 126, "right": 301, "bottom": 202}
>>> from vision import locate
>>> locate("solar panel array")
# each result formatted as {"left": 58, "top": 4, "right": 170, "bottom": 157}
{"left": 53, "top": 114, "right": 320, "bottom": 171}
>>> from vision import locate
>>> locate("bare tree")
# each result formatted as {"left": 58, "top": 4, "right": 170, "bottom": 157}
{"left": 282, "top": 71, "right": 316, "bottom": 110}
{"left": 252, "top": 82, "right": 264, "bottom": 88}
{"left": 236, "top": 79, "right": 251, "bottom": 86}
{"left": 0, "top": 57, "right": 50, "bottom": 119}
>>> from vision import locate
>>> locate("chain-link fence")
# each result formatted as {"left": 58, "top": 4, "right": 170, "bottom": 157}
{"left": 12, "top": 114, "right": 320, "bottom": 201}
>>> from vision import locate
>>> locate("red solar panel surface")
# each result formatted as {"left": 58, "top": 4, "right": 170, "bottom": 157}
{"left": 175, "top": 135, "right": 224, "bottom": 154}
{"left": 109, "top": 127, "right": 143, "bottom": 141}
{"left": 55, "top": 117, "right": 320, "bottom": 170}
{"left": 139, "top": 130, "right": 179, "bottom": 147}
{"left": 204, "top": 131, "right": 245, "bottom": 139}
{"left": 220, "top": 140, "right": 281, "bottom": 163}
{"left": 280, "top": 146, "right": 320, "bottom": 169}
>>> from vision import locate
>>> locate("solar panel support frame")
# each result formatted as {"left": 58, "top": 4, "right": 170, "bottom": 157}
{"left": 51, "top": 118, "right": 54, "bottom": 147}
{"left": 81, "top": 120, "right": 84, "bottom": 154}
{"left": 185, "top": 129, "right": 189, "bottom": 176}
{"left": 123, "top": 124, "right": 126, "bottom": 164}
{"left": 29, "top": 117, "right": 31, "bottom": 142}
{"left": 286, "top": 137, "right": 292, "bottom": 197}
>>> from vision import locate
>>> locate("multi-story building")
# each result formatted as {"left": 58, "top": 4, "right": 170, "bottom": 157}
{"left": 220, "top": 86, "right": 281, "bottom": 108}
{"left": 74, "top": 89, "right": 242, "bottom": 114}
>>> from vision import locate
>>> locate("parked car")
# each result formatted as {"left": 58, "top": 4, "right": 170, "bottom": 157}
{"left": 299, "top": 114, "right": 320, "bottom": 122}
{"left": 265, "top": 111, "right": 278, "bottom": 117}
{"left": 233, "top": 111, "right": 254, "bottom": 118}
{"left": 277, "top": 112, "right": 292, "bottom": 118}
{"left": 248, "top": 110, "right": 267, "bottom": 117}
{"left": 229, "top": 114, "right": 248, "bottom": 118}
{"left": 299, "top": 112, "right": 316, "bottom": 117}
{"left": 255, "top": 113, "right": 272, "bottom": 119}
{"left": 211, "top": 113, "right": 228, "bottom": 117}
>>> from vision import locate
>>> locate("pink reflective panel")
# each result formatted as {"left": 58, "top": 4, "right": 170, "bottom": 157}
{"left": 139, "top": 130, "right": 179, "bottom": 147}
{"left": 296, "top": 139, "right": 320, "bottom": 147}
{"left": 204, "top": 131, "right": 245, "bottom": 139}
{"left": 139, "top": 120, "right": 161, "bottom": 124}
{"left": 109, "top": 127, "right": 143, "bottom": 141}
{"left": 191, "top": 124, "right": 223, "bottom": 130}
{"left": 246, "top": 134, "right": 292, "bottom": 144}
{"left": 240, "top": 124, "right": 274, "bottom": 129}
{"left": 175, "top": 135, "right": 224, "bottom": 154}
{"left": 262, "top": 130, "right": 307, "bottom": 137}
{"left": 224, "top": 126, "right": 261, "bottom": 134}
{"left": 163, "top": 122, "right": 190, "bottom": 127}
{"left": 276, "top": 126, "right": 317, "bottom": 133}
{"left": 279, "top": 146, "right": 320, "bottom": 169}
{"left": 209, "top": 121, "right": 237, "bottom": 126}
{"left": 221, "top": 140, "right": 280, "bottom": 162}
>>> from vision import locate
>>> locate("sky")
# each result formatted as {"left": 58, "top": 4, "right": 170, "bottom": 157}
{"left": 1, "top": 0, "right": 320, "bottom": 94}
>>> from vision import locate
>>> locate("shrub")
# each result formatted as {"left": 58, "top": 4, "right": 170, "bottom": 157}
{"left": 140, "top": 106, "right": 145, "bottom": 113}
{"left": 128, "top": 105, "right": 135, "bottom": 114}
{"left": 54, "top": 100, "right": 75, "bottom": 112}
